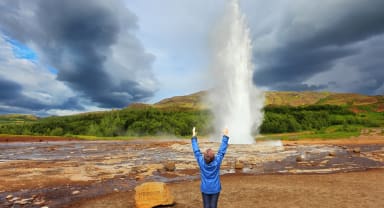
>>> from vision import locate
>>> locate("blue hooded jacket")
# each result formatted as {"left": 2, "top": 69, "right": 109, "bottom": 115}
{"left": 191, "top": 135, "right": 229, "bottom": 194}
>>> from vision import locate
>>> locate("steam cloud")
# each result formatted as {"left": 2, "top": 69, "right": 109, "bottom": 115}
{"left": 208, "top": 0, "right": 264, "bottom": 144}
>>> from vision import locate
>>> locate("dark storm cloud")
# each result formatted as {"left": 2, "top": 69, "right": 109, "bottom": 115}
{"left": 0, "top": 78, "right": 46, "bottom": 111}
{"left": 0, "top": 79, "right": 44, "bottom": 111}
{"left": 0, "top": 77, "right": 83, "bottom": 114}
{"left": 339, "top": 36, "right": 384, "bottom": 95}
{"left": 0, "top": 78, "right": 22, "bottom": 99}
{"left": 0, "top": 0, "right": 156, "bottom": 109}
{"left": 254, "top": 46, "right": 357, "bottom": 86}
{"left": 94, "top": 80, "right": 154, "bottom": 108}
{"left": 272, "top": 82, "right": 327, "bottom": 92}
{"left": 55, "top": 97, "right": 85, "bottom": 111}
{"left": 252, "top": 0, "right": 384, "bottom": 94}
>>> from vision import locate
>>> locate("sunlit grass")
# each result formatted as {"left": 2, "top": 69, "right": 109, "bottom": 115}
{"left": 75, "top": 135, "right": 188, "bottom": 140}
{"left": 258, "top": 126, "right": 361, "bottom": 141}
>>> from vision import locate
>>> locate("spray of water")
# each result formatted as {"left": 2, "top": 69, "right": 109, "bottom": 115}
{"left": 208, "top": 0, "right": 264, "bottom": 144}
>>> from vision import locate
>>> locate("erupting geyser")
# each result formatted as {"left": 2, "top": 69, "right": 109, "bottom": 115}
{"left": 208, "top": 0, "right": 264, "bottom": 144}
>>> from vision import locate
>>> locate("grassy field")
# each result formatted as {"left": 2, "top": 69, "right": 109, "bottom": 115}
{"left": 258, "top": 125, "right": 380, "bottom": 141}
{"left": 260, "top": 131, "right": 361, "bottom": 141}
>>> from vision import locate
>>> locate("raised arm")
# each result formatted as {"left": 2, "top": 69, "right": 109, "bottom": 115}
{"left": 191, "top": 127, "right": 203, "bottom": 165}
{"left": 215, "top": 128, "right": 229, "bottom": 163}
{"left": 191, "top": 136, "right": 202, "bottom": 159}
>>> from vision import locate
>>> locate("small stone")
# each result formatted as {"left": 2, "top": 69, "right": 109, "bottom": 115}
{"left": 24, "top": 197, "right": 34, "bottom": 201}
{"left": 353, "top": 147, "right": 361, "bottom": 153}
{"left": 131, "top": 166, "right": 139, "bottom": 174}
{"left": 6, "top": 194, "right": 13, "bottom": 200}
{"left": 138, "top": 166, "right": 148, "bottom": 173}
{"left": 338, "top": 145, "right": 347, "bottom": 149}
{"left": 41, "top": 206, "right": 49, "bottom": 208}
{"left": 114, "top": 188, "right": 119, "bottom": 192}
{"left": 328, "top": 152, "right": 336, "bottom": 156}
{"left": 164, "top": 162, "right": 176, "bottom": 171}
{"left": 15, "top": 199, "right": 29, "bottom": 205}
{"left": 235, "top": 161, "right": 244, "bottom": 169}
{"left": 296, "top": 155, "right": 305, "bottom": 162}
{"left": 33, "top": 199, "right": 46, "bottom": 205}
{"left": 72, "top": 190, "right": 80, "bottom": 195}
{"left": 135, "top": 182, "right": 174, "bottom": 208}
{"left": 11, "top": 197, "right": 20, "bottom": 202}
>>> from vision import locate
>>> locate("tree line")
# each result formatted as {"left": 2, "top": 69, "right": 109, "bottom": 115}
{"left": 260, "top": 105, "right": 380, "bottom": 133}
{"left": 0, "top": 105, "right": 381, "bottom": 137}
{"left": 0, "top": 108, "right": 212, "bottom": 137}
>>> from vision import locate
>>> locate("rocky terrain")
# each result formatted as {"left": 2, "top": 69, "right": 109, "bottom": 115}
{"left": 0, "top": 136, "right": 383, "bottom": 207}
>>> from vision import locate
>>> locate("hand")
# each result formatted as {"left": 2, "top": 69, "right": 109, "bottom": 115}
{"left": 223, "top": 127, "right": 229, "bottom": 136}
{"left": 192, "top": 127, "right": 197, "bottom": 137}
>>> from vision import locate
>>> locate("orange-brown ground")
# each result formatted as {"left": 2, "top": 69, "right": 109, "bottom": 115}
{"left": 70, "top": 169, "right": 384, "bottom": 208}
{"left": 1, "top": 135, "right": 384, "bottom": 208}
{"left": 283, "top": 136, "right": 384, "bottom": 145}
{"left": 0, "top": 135, "right": 80, "bottom": 143}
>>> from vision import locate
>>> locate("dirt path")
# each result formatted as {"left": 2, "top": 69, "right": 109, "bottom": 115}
{"left": 71, "top": 169, "right": 384, "bottom": 208}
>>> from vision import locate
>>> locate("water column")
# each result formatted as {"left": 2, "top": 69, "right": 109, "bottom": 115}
{"left": 208, "top": 0, "right": 264, "bottom": 144}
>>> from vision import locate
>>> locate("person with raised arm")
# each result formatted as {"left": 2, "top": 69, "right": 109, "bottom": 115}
{"left": 191, "top": 127, "right": 229, "bottom": 208}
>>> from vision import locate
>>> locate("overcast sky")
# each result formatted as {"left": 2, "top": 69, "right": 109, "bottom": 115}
{"left": 0, "top": 0, "right": 383, "bottom": 116}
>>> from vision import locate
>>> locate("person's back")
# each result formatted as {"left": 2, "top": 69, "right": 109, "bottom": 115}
{"left": 191, "top": 127, "right": 229, "bottom": 208}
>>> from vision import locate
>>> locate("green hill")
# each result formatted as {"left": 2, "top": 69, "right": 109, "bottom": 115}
{"left": 128, "top": 91, "right": 384, "bottom": 112}
{"left": 0, "top": 114, "right": 39, "bottom": 124}
{"left": 266, "top": 91, "right": 332, "bottom": 106}
{"left": 154, "top": 91, "right": 209, "bottom": 110}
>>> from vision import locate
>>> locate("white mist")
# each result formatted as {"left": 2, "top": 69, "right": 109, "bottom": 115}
{"left": 208, "top": 0, "right": 264, "bottom": 144}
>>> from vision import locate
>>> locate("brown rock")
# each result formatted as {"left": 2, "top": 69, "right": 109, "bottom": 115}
{"left": 131, "top": 166, "right": 148, "bottom": 174}
{"left": 328, "top": 151, "right": 336, "bottom": 156}
{"left": 296, "top": 155, "right": 305, "bottom": 162}
{"left": 33, "top": 199, "right": 46, "bottom": 206}
{"left": 353, "top": 147, "right": 361, "bottom": 153}
{"left": 15, "top": 199, "right": 29, "bottom": 205}
{"left": 72, "top": 190, "right": 80, "bottom": 195}
{"left": 235, "top": 161, "right": 244, "bottom": 169}
{"left": 10, "top": 197, "right": 20, "bottom": 202}
{"left": 164, "top": 162, "right": 176, "bottom": 171}
{"left": 135, "top": 182, "right": 174, "bottom": 208}
{"left": 6, "top": 195, "right": 13, "bottom": 200}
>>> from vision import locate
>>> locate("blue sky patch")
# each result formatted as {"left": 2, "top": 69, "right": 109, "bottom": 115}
{"left": 5, "top": 36, "right": 38, "bottom": 61}
{"left": 47, "top": 66, "right": 58, "bottom": 75}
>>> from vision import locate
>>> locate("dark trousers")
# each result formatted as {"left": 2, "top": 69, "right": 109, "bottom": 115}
{"left": 202, "top": 192, "right": 220, "bottom": 208}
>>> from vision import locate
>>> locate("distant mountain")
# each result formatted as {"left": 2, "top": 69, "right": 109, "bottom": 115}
{"left": 128, "top": 91, "right": 384, "bottom": 112}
